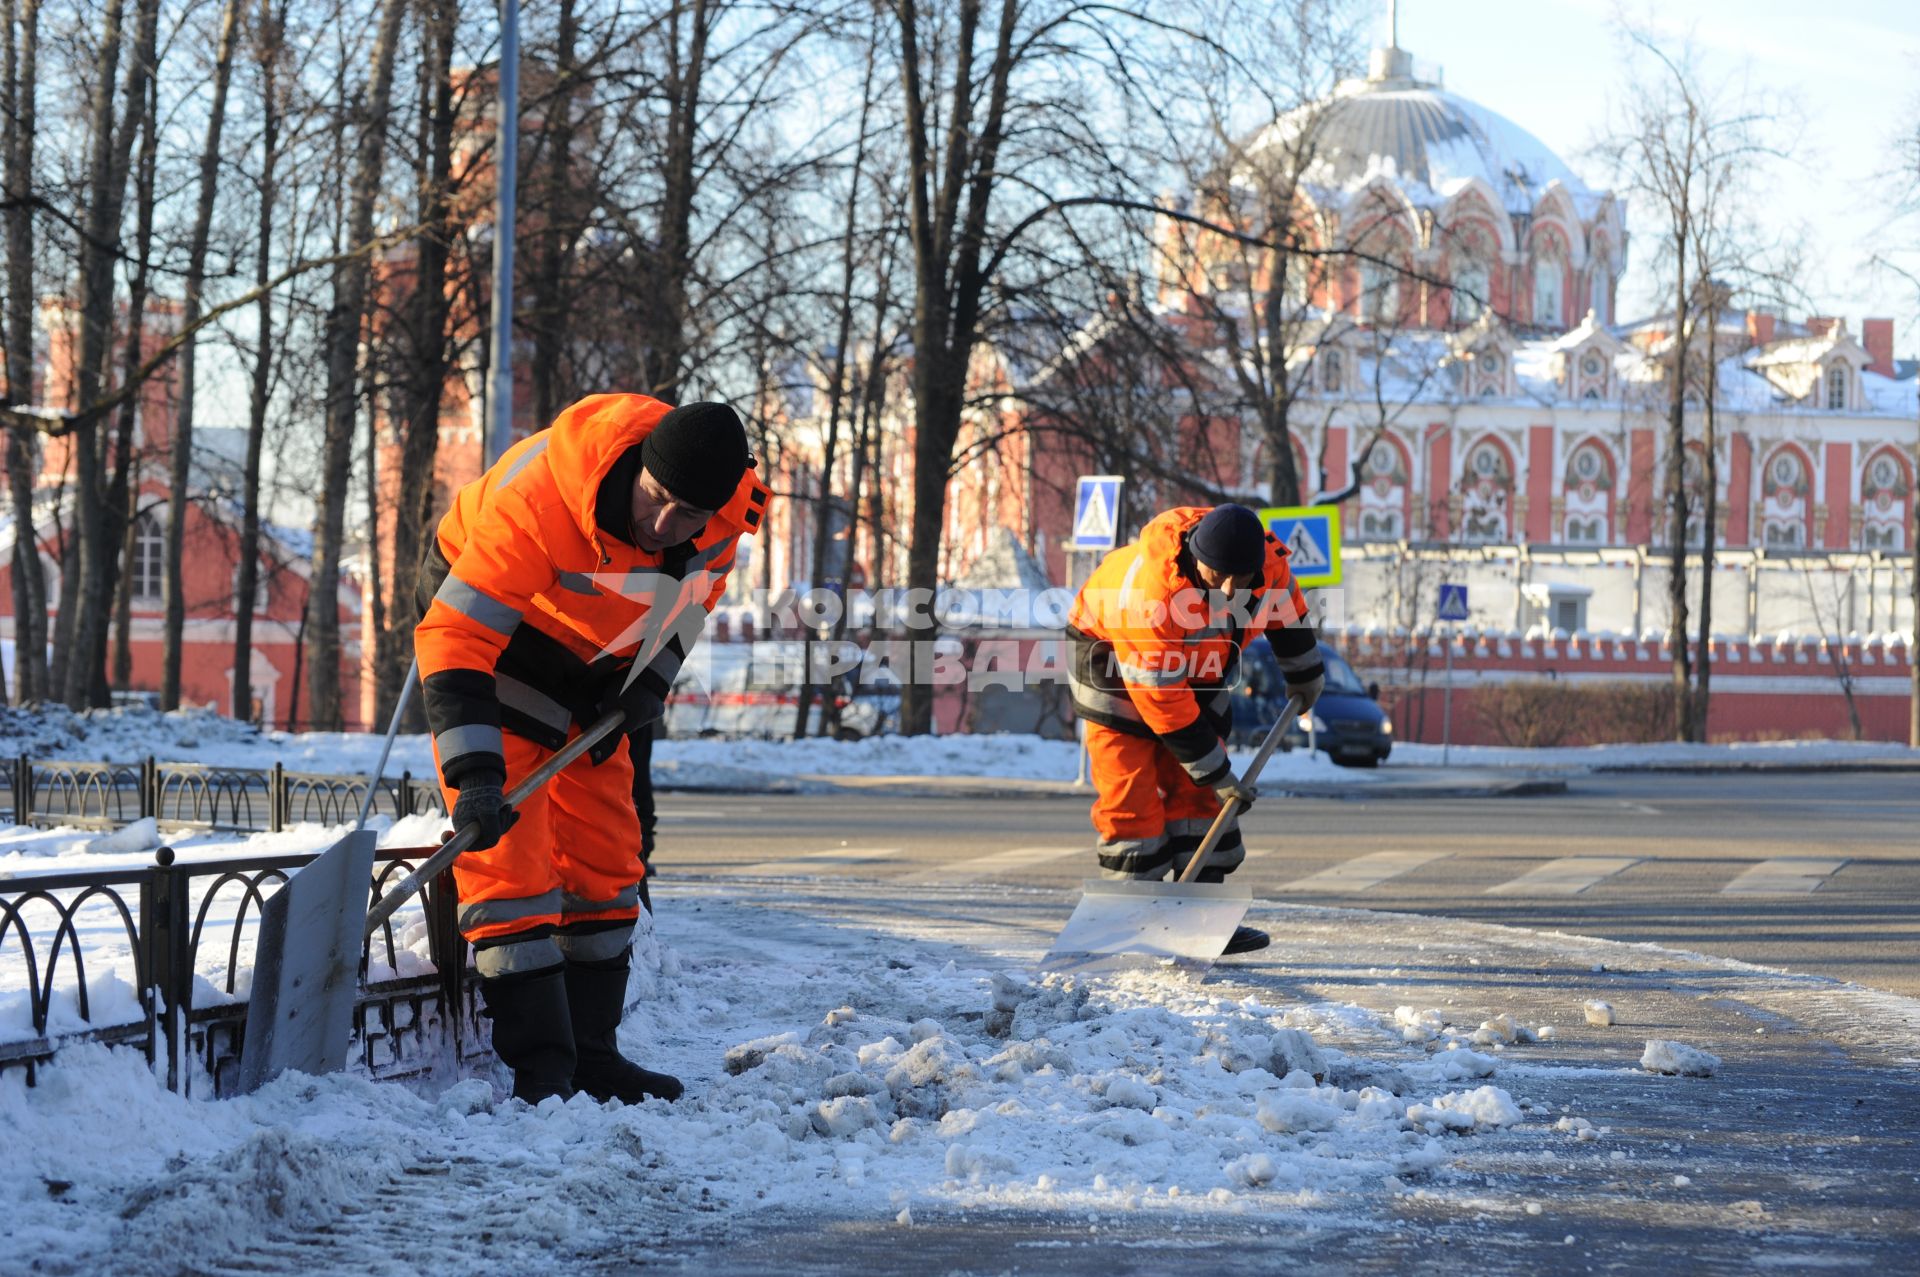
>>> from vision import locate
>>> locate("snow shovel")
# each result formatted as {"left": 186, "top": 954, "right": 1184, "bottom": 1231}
{"left": 237, "top": 657, "right": 420, "bottom": 1092}
{"left": 1042, "top": 695, "right": 1303, "bottom": 975}
{"left": 237, "top": 691, "right": 632, "bottom": 1092}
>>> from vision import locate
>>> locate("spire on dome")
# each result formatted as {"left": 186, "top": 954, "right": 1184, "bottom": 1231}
{"left": 1369, "top": 0, "right": 1415, "bottom": 82}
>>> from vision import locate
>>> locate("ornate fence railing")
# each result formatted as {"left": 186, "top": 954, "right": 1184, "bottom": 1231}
{"left": 1, "top": 755, "right": 448, "bottom": 833}
{"left": 0, "top": 845, "right": 485, "bottom": 1097}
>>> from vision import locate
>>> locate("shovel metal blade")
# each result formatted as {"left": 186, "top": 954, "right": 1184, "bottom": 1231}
{"left": 1041, "top": 878, "right": 1252, "bottom": 975}
{"left": 236, "top": 829, "right": 377, "bottom": 1093}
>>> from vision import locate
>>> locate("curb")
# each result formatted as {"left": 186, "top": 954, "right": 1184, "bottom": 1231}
{"left": 1590, "top": 759, "right": 1920, "bottom": 776}
{"left": 654, "top": 775, "right": 1570, "bottom": 801}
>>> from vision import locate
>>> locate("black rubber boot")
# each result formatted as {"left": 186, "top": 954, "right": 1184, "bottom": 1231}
{"left": 1223, "top": 925, "right": 1271, "bottom": 955}
{"left": 479, "top": 969, "right": 577, "bottom": 1104}
{"left": 565, "top": 950, "right": 684, "bottom": 1104}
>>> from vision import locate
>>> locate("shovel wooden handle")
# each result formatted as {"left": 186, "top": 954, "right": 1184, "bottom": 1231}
{"left": 1175, "top": 695, "right": 1304, "bottom": 886}
{"left": 363, "top": 707, "right": 631, "bottom": 937}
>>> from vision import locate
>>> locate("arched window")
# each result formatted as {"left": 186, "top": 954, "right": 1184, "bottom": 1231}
{"left": 1861, "top": 449, "right": 1911, "bottom": 551}
{"left": 131, "top": 515, "right": 164, "bottom": 602}
{"left": 1825, "top": 364, "right": 1847, "bottom": 411}
{"left": 1760, "top": 448, "right": 1810, "bottom": 548}
{"left": 1322, "top": 348, "right": 1344, "bottom": 392}
{"left": 1532, "top": 253, "right": 1562, "bottom": 328}
{"left": 1589, "top": 262, "right": 1610, "bottom": 326}
{"left": 1460, "top": 439, "right": 1513, "bottom": 542}
{"left": 1359, "top": 259, "right": 1398, "bottom": 322}
{"left": 1452, "top": 259, "right": 1488, "bottom": 324}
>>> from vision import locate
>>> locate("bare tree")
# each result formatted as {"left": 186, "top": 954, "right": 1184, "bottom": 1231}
{"left": 229, "top": 0, "right": 281, "bottom": 720}
{"left": 163, "top": 0, "right": 245, "bottom": 709}
{"left": 1878, "top": 107, "right": 1920, "bottom": 747}
{"left": 1600, "top": 27, "right": 1786, "bottom": 740}
{"left": 795, "top": 24, "right": 882, "bottom": 737}
{"left": 1, "top": 0, "right": 45, "bottom": 702}
{"left": 61, "top": 0, "right": 163, "bottom": 707}
{"left": 305, "top": 0, "right": 410, "bottom": 729}
{"left": 369, "top": 0, "right": 461, "bottom": 721}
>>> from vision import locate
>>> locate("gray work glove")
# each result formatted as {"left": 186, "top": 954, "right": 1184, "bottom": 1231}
{"left": 448, "top": 778, "right": 517, "bottom": 850}
{"left": 1287, "top": 670, "right": 1326, "bottom": 714}
{"left": 1213, "top": 776, "right": 1258, "bottom": 813}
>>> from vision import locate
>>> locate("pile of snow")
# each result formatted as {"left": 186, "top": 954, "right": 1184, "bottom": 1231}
{"left": 0, "top": 703, "right": 263, "bottom": 761}
{"left": 80, "top": 816, "right": 161, "bottom": 856}
{"left": 2, "top": 896, "right": 1550, "bottom": 1270}
{"left": 1583, "top": 1000, "right": 1615, "bottom": 1027}
{"left": 1640, "top": 1039, "right": 1720, "bottom": 1077}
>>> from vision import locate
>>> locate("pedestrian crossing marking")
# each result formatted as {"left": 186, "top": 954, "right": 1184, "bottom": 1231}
{"left": 1278, "top": 850, "right": 1451, "bottom": 894}
{"left": 1283, "top": 521, "right": 1330, "bottom": 570}
{"left": 1721, "top": 857, "right": 1847, "bottom": 895}
{"left": 1485, "top": 857, "right": 1640, "bottom": 896}
{"left": 722, "top": 847, "right": 902, "bottom": 875}
{"left": 898, "top": 845, "right": 1085, "bottom": 886}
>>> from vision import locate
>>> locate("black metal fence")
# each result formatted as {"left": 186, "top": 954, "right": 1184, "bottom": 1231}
{"left": 1, "top": 755, "right": 448, "bottom": 833}
{"left": 0, "top": 845, "right": 486, "bottom": 1097}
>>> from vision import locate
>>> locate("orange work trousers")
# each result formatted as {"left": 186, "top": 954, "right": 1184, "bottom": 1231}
{"left": 1085, "top": 721, "right": 1244, "bottom": 881}
{"left": 434, "top": 726, "right": 645, "bottom": 979}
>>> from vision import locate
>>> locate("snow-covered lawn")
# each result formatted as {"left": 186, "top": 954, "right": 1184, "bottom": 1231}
{"left": 6, "top": 707, "right": 1914, "bottom": 803}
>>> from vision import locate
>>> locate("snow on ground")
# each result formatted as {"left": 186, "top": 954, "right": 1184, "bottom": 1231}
{"left": 1640, "top": 1040, "right": 1721, "bottom": 1077}
{"left": 3, "top": 890, "right": 1566, "bottom": 1274}
{"left": 0, "top": 706, "right": 1377, "bottom": 789}
{"left": 4, "top": 707, "right": 1914, "bottom": 795}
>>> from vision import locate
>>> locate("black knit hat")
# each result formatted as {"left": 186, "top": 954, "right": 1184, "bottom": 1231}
{"left": 1190, "top": 504, "right": 1267, "bottom": 577}
{"left": 640, "top": 401, "right": 751, "bottom": 511}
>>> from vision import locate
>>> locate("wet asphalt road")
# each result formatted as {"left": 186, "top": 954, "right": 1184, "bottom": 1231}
{"left": 650, "top": 769, "right": 1920, "bottom": 999}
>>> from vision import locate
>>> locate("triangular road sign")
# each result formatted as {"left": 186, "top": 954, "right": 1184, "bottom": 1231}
{"left": 1074, "top": 483, "right": 1115, "bottom": 544}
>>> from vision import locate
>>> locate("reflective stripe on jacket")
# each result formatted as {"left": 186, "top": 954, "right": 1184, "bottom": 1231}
{"left": 1066, "top": 506, "right": 1312, "bottom": 785}
{"left": 415, "top": 393, "right": 770, "bottom": 786}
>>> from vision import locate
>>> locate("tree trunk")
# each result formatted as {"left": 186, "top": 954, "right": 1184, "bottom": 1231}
{"left": 377, "top": 0, "right": 455, "bottom": 721}
{"left": 528, "top": 0, "right": 577, "bottom": 426}
{"left": 892, "top": 0, "right": 1020, "bottom": 736}
{"left": 795, "top": 36, "right": 877, "bottom": 738}
{"left": 65, "top": 0, "right": 160, "bottom": 707}
{"left": 232, "top": 0, "right": 283, "bottom": 721}
{"left": 163, "top": 0, "right": 241, "bottom": 709}
{"left": 306, "top": 0, "right": 410, "bottom": 729}
{"left": 60, "top": 0, "right": 129, "bottom": 707}
{"left": 102, "top": 68, "right": 157, "bottom": 698}
{"left": 645, "top": 0, "right": 712, "bottom": 401}
{"left": 1663, "top": 260, "right": 1692, "bottom": 741}
{"left": 1692, "top": 313, "right": 1719, "bottom": 741}
{"left": 2, "top": 0, "right": 46, "bottom": 703}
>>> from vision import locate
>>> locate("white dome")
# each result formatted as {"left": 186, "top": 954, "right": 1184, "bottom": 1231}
{"left": 1254, "top": 60, "right": 1600, "bottom": 217}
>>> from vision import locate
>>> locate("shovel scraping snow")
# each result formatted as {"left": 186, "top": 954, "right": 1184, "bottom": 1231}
{"left": 237, "top": 689, "right": 628, "bottom": 1091}
{"left": 1042, "top": 696, "right": 1302, "bottom": 975}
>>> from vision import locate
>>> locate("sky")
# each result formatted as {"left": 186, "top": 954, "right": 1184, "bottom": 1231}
{"left": 1385, "top": 0, "right": 1920, "bottom": 345}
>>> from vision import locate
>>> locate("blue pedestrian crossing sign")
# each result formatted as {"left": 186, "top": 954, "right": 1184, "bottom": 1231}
{"left": 1437, "top": 583, "right": 1470, "bottom": 622}
{"left": 1255, "top": 505, "right": 1341, "bottom": 589}
{"left": 1072, "top": 475, "right": 1123, "bottom": 550}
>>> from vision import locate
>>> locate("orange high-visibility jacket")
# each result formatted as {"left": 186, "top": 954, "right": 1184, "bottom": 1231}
{"left": 415, "top": 393, "right": 769, "bottom": 788}
{"left": 1066, "top": 507, "right": 1315, "bottom": 787}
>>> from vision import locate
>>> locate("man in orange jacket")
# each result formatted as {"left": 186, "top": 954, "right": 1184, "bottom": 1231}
{"left": 1066, "top": 504, "right": 1324, "bottom": 954}
{"left": 415, "top": 394, "right": 769, "bottom": 1104}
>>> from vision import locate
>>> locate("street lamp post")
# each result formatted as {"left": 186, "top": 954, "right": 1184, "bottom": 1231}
{"left": 485, "top": 0, "right": 519, "bottom": 468}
